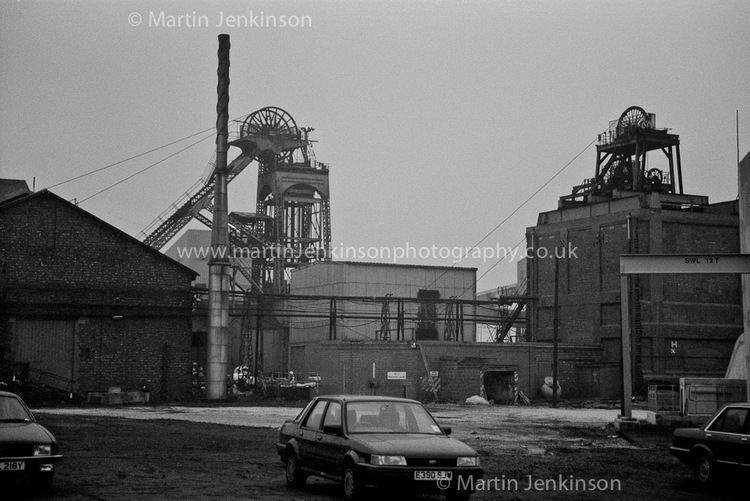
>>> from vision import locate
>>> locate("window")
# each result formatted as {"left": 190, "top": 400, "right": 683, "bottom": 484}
{"left": 708, "top": 412, "right": 724, "bottom": 431}
{"left": 322, "top": 402, "right": 342, "bottom": 429}
{"left": 345, "top": 401, "right": 442, "bottom": 434}
{"left": 303, "top": 400, "right": 327, "bottom": 430}
{"left": 720, "top": 409, "right": 748, "bottom": 434}
{"left": 709, "top": 408, "right": 749, "bottom": 434}
{"left": 293, "top": 399, "right": 316, "bottom": 424}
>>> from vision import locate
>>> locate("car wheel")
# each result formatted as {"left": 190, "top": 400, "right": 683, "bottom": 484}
{"left": 342, "top": 464, "right": 363, "bottom": 501}
{"left": 692, "top": 454, "right": 714, "bottom": 485}
{"left": 284, "top": 451, "right": 306, "bottom": 488}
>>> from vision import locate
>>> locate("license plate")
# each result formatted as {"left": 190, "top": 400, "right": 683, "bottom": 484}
{"left": 0, "top": 461, "right": 25, "bottom": 471}
{"left": 414, "top": 470, "right": 452, "bottom": 481}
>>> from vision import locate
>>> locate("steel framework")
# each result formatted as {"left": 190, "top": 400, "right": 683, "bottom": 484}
{"left": 561, "top": 106, "right": 684, "bottom": 205}
{"left": 140, "top": 106, "right": 332, "bottom": 293}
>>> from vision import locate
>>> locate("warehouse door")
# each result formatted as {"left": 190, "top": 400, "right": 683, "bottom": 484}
{"left": 13, "top": 319, "right": 76, "bottom": 382}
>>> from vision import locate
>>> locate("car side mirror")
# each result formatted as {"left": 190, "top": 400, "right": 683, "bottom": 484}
{"left": 442, "top": 426, "right": 452, "bottom": 436}
{"left": 323, "top": 425, "right": 343, "bottom": 436}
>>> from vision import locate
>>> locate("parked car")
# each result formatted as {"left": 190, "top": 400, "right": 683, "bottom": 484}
{"left": 277, "top": 395, "right": 482, "bottom": 500}
{"left": 670, "top": 402, "right": 750, "bottom": 484}
{"left": 0, "top": 390, "right": 62, "bottom": 488}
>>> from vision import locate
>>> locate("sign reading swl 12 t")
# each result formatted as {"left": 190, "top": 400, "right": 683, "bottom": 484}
{"left": 387, "top": 372, "right": 406, "bottom": 380}
{"left": 620, "top": 254, "right": 750, "bottom": 275}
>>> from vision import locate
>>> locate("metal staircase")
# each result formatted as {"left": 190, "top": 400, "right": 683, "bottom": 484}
{"left": 140, "top": 152, "right": 254, "bottom": 249}
{"left": 0, "top": 358, "right": 82, "bottom": 404}
{"left": 494, "top": 277, "right": 528, "bottom": 342}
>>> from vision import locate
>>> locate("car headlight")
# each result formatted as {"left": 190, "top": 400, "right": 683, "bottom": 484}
{"left": 33, "top": 444, "right": 52, "bottom": 456}
{"left": 457, "top": 456, "right": 479, "bottom": 467}
{"left": 370, "top": 455, "right": 407, "bottom": 466}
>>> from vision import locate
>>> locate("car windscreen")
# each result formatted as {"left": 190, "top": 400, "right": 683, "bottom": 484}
{"left": 345, "top": 401, "right": 443, "bottom": 434}
{"left": 0, "top": 395, "right": 33, "bottom": 422}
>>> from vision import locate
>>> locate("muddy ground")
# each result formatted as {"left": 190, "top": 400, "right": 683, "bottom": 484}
{"left": 5, "top": 411, "right": 745, "bottom": 500}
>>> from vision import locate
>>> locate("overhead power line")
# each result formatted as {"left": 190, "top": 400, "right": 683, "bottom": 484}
{"left": 46, "top": 113, "right": 251, "bottom": 191}
{"left": 76, "top": 132, "right": 215, "bottom": 205}
{"left": 474, "top": 236, "right": 527, "bottom": 287}
{"left": 46, "top": 126, "right": 217, "bottom": 190}
{"left": 466, "top": 137, "right": 596, "bottom": 254}
{"left": 393, "top": 137, "right": 597, "bottom": 297}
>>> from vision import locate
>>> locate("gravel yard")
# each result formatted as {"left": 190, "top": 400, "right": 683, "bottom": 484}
{"left": 4, "top": 404, "right": 743, "bottom": 500}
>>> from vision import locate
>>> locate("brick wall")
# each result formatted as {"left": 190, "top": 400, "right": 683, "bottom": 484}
{"left": 528, "top": 193, "right": 742, "bottom": 386}
{"left": 75, "top": 317, "right": 192, "bottom": 401}
{"left": 289, "top": 340, "right": 604, "bottom": 401}
{"left": 0, "top": 192, "right": 195, "bottom": 401}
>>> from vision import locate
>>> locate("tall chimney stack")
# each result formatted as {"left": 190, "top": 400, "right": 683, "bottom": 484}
{"left": 206, "top": 34, "right": 231, "bottom": 400}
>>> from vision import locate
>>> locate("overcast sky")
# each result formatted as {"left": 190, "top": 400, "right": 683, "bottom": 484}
{"left": 1, "top": 0, "right": 748, "bottom": 291}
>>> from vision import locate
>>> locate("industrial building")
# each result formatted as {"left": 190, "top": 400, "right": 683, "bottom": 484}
{"left": 126, "top": 103, "right": 746, "bottom": 403}
{"left": 289, "top": 261, "right": 478, "bottom": 342}
{"left": 287, "top": 261, "right": 478, "bottom": 397}
{"left": 282, "top": 261, "right": 600, "bottom": 401}
{"left": 0, "top": 181, "right": 197, "bottom": 401}
{"left": 525, "top": 107, "right": 743, "bottom": 397}
{"left": 160, "top": 105, "right": 730, "bottom": 402}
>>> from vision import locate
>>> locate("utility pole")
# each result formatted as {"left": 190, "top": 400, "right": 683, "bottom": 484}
{"left": 206, "top": 34, "right": 231, "bottom": 400}
{"left": 552, "top": 242, "right": 560, "bottom": 407}
{"left": 254, "top": 295, "right": 263, "bottom": 382}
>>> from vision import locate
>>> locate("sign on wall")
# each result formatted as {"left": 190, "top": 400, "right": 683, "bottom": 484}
{"left": 387, "top": 371, "right": 406, "bottom": 380}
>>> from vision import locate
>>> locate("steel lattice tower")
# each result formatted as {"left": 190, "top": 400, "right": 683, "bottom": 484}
{"left": 141, "top": 106, "right": 331, "bottom": 294}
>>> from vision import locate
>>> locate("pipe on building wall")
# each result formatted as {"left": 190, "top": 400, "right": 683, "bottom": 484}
{"left": 626, "top": 214, "right": 632, "bottom": 242}
{"left": 206, "top": 34, "right": 231, "bottom": 400}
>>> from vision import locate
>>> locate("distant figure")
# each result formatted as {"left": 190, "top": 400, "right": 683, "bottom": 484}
{"left": 540, "top": 376, "right": 562, "bottom": 401}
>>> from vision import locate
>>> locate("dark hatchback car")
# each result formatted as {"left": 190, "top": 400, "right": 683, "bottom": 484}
{"left": 670, "top": 402, "right": 750, "bottom": 484}
{"left": 0, "top": 391, "right": 62, "bottom": 488}
{"left": 277, "top": 395, "right": 482, "bottom": 500}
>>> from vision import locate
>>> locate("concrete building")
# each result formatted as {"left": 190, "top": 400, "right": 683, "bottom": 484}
{"left": 289, "top": 260, "right": 478, "bottom": 343}
{"left": 164, "top": 228, "right": 252, "bottom": 290}
{"left": 287, "top": 261, "right": 601, "bottom": 401}
{"left": 0, "top": 182, "right": 197, "bottom": 401}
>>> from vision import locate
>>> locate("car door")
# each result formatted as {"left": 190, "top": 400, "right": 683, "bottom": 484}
{"left": 706, "top": 407, "right": 748, "bottom": 467}
{"left": 317, "top": 401, "right": 348, "bottom": 475}
{"left": 297, "top": 399, "right": 328, "bottom": 469}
